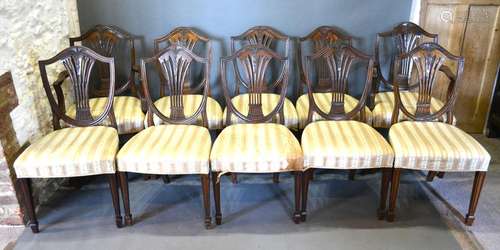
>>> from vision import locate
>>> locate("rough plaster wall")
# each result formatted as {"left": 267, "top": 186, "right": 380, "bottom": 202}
{"left": 0, "top": 0, "right": 80, "bottom": 224}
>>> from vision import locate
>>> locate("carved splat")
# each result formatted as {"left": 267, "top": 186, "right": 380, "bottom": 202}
{"left": 154, "top": 27, "right": 210, "bottom": 54}
{"left": 231, "top": 26, "right": 289, "bottom": 55}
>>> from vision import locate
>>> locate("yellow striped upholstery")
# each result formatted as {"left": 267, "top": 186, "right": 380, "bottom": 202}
{"left": 296, "top": 93, "right": 373, "bottom": 129}
{"left": 223, "top": 93, "right": 299, "bottom": 130}
{"left": 146, "top": 95, "right": 223, "bottom": 129}
{"left": 389, "top": 121, "right": 490, "bottom": 171}
{"left": 117, "top": 125, "right": 211, "bottom": 175}
{"left": 66, "top": 96, "right": 145, "bottom": 134}
{"left": 14, "top": 127, "right": 118, "bottom": 178}
{"left": 372, "top": 92, "right": 454, "bottom": 128}
{"left": 211, "top": 123, "right": 303, "bottom": 173}
{"left": 302, "top": 121, "right": 394, "bottom": 169}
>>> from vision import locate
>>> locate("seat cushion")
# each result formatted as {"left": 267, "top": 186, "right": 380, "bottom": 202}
{"left": 117, "top": 125, "right": 211, "bottom": 175}
{"left": 372, "top": 92, "right": 454, "bottom": 128}
{"left": 223, "top": 93, "right": 299, "bottom": 130}
{"left": 211, "top": 123, "right": 303, "bottom": 173}
{"left": 146, "top": 95, "right": 223, "bottom": 130}
{"left": 66, "top": 96, "right": 145, "bottom": 134}
{"left": 14, "top": 127, "right": 118, "bottom": 178}
{"left": 302, "top": 121, "right": 394, "bottom": 169}
{"left": 296, "top": 93, "right": 373, "bottom": 129}
{"left": 389, "top": 121, "right": 490, "bottom": 171}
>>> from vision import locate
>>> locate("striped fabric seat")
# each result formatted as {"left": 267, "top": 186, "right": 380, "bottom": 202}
{"left": 389, "top": 121, "right": 490, "bottom": 171}
{"left": 223, "top": 93, "right": 299, "bottom": 130}
{"left": 14, "top": 127, "right": 118, "bottom": 178}
{"left": 211, "top": 123, "right": 303, "bottom": 173}
{"left": 146, "top": 95, "right": 223, "bottom": 129}
{"left": 372, "top": 91, "right": 454, "bottom": 128}
{"left": 296, "top": 93, "right": 373, "bottom": 129}
{"left": 302, "top": 121, "right": 394, "bottom": 170}
{"left": 117, "top": 125, "right": 211, "bottom": 175}
{"left": 66, "top": 96, "right": 145, "bottom": 134}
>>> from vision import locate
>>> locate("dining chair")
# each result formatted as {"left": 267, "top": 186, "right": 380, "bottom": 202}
{"left": 296, "top": 26, "right": 373, "bottom": 128}
{"left": 386, "top": 43, "right": 490, "bottom": 226}
{"left": 211, "top": 44, "right": 303, "bottom": 224}
{"left": 66, "top": 24, "right": 145, "bottom": 135}
{"left": 300, "top": 45, "right": 394, "bottom": 222}
{"left": 229, "top": 26, "right": 298, "bottom": 184}
{"left": 116, "top": 44, "right": 212, "bottom": 228}
{"left": 14, "top": 46, "right": 121, "bottom": 233}
{"left": 371, "top": 22, "right": 451, "bottom": 129}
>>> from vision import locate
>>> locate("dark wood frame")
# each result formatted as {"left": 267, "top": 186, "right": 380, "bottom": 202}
{"left": 118, "top": 44, "right": 212, "bottom": 228}
{"left": 300, "top": 45, "right": 378, "bottom": 222}
{"left": 371, "top": 22, "right": 438, "bottom": 108}
{"left": 385, "top": 43, "right": 485, "bottom": 226}
{"left": 213, "top": 44, "right": 302, "bottom": 224}
{"left": 18, "top": 46, "right": 121, "bottom": 233}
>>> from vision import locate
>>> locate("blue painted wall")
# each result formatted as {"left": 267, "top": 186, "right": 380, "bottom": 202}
{"left": 77, "top": 0, "right": 412, "bottom": 101}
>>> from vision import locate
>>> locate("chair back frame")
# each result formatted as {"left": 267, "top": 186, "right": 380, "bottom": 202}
{"left": 303, "top": 45, "right": 374, "bottom": 122}
{"left": 221, "top": 44, "right": 289, "bottom": 125}
{"left": 69, "top": 25, "right": 138, "bottom": 97}
{"left": 39, "top": 46, "right": 117, "bottom": 128}
{"left": 391, "top": 42, "right": 464, "bottom": 124}
{"left": 141, "top": 44, "right": 210, "bottom": 127}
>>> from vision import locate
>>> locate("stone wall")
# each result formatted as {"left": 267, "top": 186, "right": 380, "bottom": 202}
{"left": 0, "top": 0, "right": 80, "bottom": 225}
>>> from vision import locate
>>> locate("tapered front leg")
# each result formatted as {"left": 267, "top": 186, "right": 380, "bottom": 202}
{"left": 301, "top": 169, "right": 311, "bottom": 222}
{"left": 211, "top": 171, "right": 222, "bottom": 225}
{"left": 465, "top": 171, "right": 486, "bottom": 226}
{"left": 18, "top": 178, "right": 39, "bottom": 233}
{"left": 107, "top": 174, "right": 123, "bottom": 228}
{"left": 118, "top": 172, "right": 133, "bottom": 226}
{"left": 387, "top": 169, "right": 401, "bottom": 222}
{"left": 293, "top": 171, "right": 302, "bottom": 224}
{"left": 201, "top": 174, "right": 211, "bottom": 229}
{"left": 378, "top": 168, "right": 391, "bottom": 220}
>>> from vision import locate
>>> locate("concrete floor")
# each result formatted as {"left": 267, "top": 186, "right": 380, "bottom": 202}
{"left": 2, "top": 135, "right": 499, "bottom": 250}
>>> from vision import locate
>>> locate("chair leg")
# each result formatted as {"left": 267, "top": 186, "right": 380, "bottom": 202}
{"left": 17, "top": 178, "right": 39, "bottom": 233}
{"left": 387, "top": 169, "right": 401, "bottom": 222}
{"left": 426, "top": 171, "right": 438, "bottom": 182}
{"left": 211, "top": 171, "right": 222, "bottom": 225}
{"left": 273, "top": 173, "right": 280, "bottom": 183}
{"left": 293, "top": 171, "right": 302, "bottom": 224}
{"left": 118, "top": 172, "right": 133, "bottom": 226}
{"left": 162, "top": 175, "right": 171, "bottom": 183}
{"left": 301, "top": 169, "right": 311, "bottom": 222}
{"left": 437, "top": 172, "right": 445, "bottom": 179}
{"left": 200, "top": 174, "right": 211, "bottom": 229}
{"left": 231, "top": 173, "right": 238, "bottom": 184}
{"left": 348, "top": 170, "right": 356, "bottom": 180}
{"left": 107, "top": 174, "right": 123, "bottom": 228}
{"left": 310, "top": 168, "right": 315, "bottom": 181}
{"left": 378, "top": 168, "right": 391, "bottom": 220}
{"left": 465, "top": 171, "right": 486, "bottom": 226}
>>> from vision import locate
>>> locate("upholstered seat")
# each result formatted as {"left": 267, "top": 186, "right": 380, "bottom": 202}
{"left": 117, "top": 125, "right": 211, "bottom": 175}
{"left": 223, "top": 93, "right": 299, "bottom": 130}
{"left": 296, "top": 93, "right": 373, "bottom": 129}
{"left": 302, "top": 120, "right": 394, "bottom": 170}
{"left": 67, "top": 96, "right": 145, "bottom": 134}
{"left": 389, "top": 121, "right": 490, "bottom": 172}
{"left": 372, "top": 92, "right": 454, "bottom": 128}
{"left": 14, "top": 126, "right": 118, "bottom": 178}
{"left": 211, "top": 123, "right": 303, "bottom": 173}
{"left": 147, "top": 95, "right": 223, "bottom": 129}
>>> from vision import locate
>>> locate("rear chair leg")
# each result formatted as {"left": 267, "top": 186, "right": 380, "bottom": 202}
{"left": 118, "top": 172, "right": 133, "bottom": 226}
{"left": 387, "top": 169, "right": 401, "bottom": 222}
{"left": 231, "top": 173, "right": 238, "bottom": 184}
{"left": 301, "top": 169, "right": 311, "bottom": 222}
{"left": 378, "top": 168, "right": 391, "bottom": 220}
{"left": 465, "top": 171, "right": 486, "bottom": 226}
{"left": 18, "top": 178, "right": 39, "bottom": 233}
{"left": 437, "top": 172, "right": 445, "bottom": 179}
{"left": 273, "top": 173, "right": 280, "bottom": 183}
{"left": 107, "top": 174, "right": 123, "bottom": 228}
{"left": 201, "top": 174, "right": 211, "bottom": 229}
{"left": 426, "top": 171, "right": 438, "bottom": 182}
{"left": 211, "top": 171, "right": 222, "bottom": 225}
{"left": 348, "top": 170, "right": 356, "bottom": 180}
{"left": 293, "top": 171, "right": 302, "bottom": 224}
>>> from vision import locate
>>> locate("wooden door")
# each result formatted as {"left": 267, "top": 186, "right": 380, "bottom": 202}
{"left": 420, "top": 0, "right": 500, "bottom": 133}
